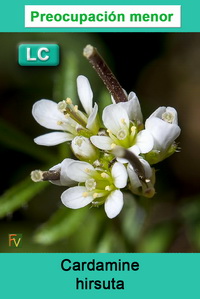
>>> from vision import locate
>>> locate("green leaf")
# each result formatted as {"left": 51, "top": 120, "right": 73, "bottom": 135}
{"left": 98, "top": 88, "right": 112, "bottom": 119}
{"left": 33, "top": 206, "right": 88, "bottom": 245}
{"left": 0, "top": 118, "right": 55, "bottom": 162}
{"left": 137, "top": 223, "right": 175, "bottom": 253}
{"left": 96, "top": 230, "right": 114, "bottom": 253}
{"left": 0, "top": 177, "right": 48, "bottom": 218}
{"left": 121, "top": 193, "right": 146, "bottom": 244}
{"left": 53, "top": 51, "right": 78, "bottom": 102}
{"left": 180, "top": 195, "right": 200, "bottom": 250}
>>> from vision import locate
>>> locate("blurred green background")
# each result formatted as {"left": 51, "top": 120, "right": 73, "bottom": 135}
{"left": 0, "top": 32, "right": 199, "bottom": 253}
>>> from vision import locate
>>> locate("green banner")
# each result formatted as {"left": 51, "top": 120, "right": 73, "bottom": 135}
{"left": 1, "top": 253, "right": 199, "bottom": 298}
{"left": 0, "top": 1, "right": 199, "bottom": 32}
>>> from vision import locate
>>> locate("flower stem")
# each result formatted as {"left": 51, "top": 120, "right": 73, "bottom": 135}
{"left": 83, "top": 44, "right": 128, "bottom": 103}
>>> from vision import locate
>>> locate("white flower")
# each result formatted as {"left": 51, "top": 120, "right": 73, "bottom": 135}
{"left": 145, "top": 106, "right": 181, "bottom": 151}
{"left": 127, "top": 158, "right": 155, "bottom": 198}
{"left": 32, "top": 75, "right": 99, "bottom": 146}
{"left": 49, "top": 158, "right": 77, "bottom": 186}
{"left": 91, "top": 101, "right": 153, "bottom": 158}
{"left": 60, "top": 160, "right": 128, "bottom": 219}
{"left": 112, "top": 91, "right": 143, "bottom": 124}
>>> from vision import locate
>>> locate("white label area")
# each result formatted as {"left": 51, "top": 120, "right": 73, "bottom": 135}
{"left": 25, "top": 5, "right": 181, "bottom": 28}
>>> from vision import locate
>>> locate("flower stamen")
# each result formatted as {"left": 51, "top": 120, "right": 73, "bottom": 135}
{"left": 105, "top": 185, "right": 112, "bottom": 191}
{"left": 93, "top": 193, "right": 98, "bottom": 199}
{"left": 74, "top": 105, "right": 78, "bottom": 112}
{"left": 101, "top": 172, "right": 109, "bottom": 179}
{"left": 57, "top": 121, "right": 63, "bottom": 125}
{"left": 66, "top": 98, "right": 72, "bottom": 105}
{"left": 82, "top": 192, "right": 89, "bottom": 197}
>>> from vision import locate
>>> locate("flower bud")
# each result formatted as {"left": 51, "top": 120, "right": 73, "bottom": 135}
{"left": 145, "top": 106, "right": 181, "bottom": 164}
{"left": 127, "top": 160, "right": 156, "bottom": 198}
{"left": 71, "top": 136, "right": 99, "bottom": 162}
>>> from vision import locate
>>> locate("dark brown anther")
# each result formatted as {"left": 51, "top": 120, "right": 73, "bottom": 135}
{"left": 42, "top": 170, "right": 60, "bottom": 181}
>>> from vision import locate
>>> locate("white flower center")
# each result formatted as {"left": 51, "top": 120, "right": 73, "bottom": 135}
{"left": 162, "top": 112, "right": 175, "bottom": 124}
{"left": 85, "top": 178, "right": 96, "bottom": 191}
{"left": 117, "top": 129, "right": 127, "bottom": 140}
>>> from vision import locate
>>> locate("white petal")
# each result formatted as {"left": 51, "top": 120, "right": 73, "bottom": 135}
{"left": 148, "top": 106, "right": 179, "bottom": 125}
{"left": 116, "top": 157, "right": 129, "bottom": 164}
{"left": 140, "top": 158, "right": 152, "bottom": 179}
{"left": 77, "top": 75, "right": 93, "bottom": 115}
{"left": 111, "top": 95, "right": 116, "bottom": 104}
{"left": 90, "top": 136, "right": 113, "bottom": 150}
{"left": 135, "top": 130, "right": 154, "bottom": 153}
{"left": 166, "top": 107, "right": 179, "bottom": 124}
{"left": 34, "top": 132, "right": 74, "bottom": 146}
{"left": 66, "top": 161, "right": 94, "bottom": 182}
{"left": 111, "top": 162, "right": 128, "bottom": 188}
{"left": 102, "top": 104, "right": 129, "bottom": 136}
{"left": 86, "top": 102, "right": 98, "bottom": 132}
{"left": 145, "top": 117, "right": 181, "bottom": 150}
{"left": 117, "top": 93, "right": 143, "bottom": 123}
{"left": 148, "top": 106, "right": 166, "bottom": 119}
{"left": 104, "top": 190, "right": 124, "bottom": 219}
{"left": 128, "top": 145, "right": 140, "bottom": 156}
{"left": 32, "top": 99, "right": 66, "bottom": 130}
{"left": 127, "top": 164, "right": 141, "bottom": 189}
{"left": 60, "top": 159, "right": 77, "bottom": 186}
{"left": 61, "top": 186, "right": 93, "bottom": 209}
{"left": 49, "top": 158, "right": 76, "bottom": 186}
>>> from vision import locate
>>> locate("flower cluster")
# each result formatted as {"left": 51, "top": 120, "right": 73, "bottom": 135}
{"left": 31, "top": 75, "right": 181, "bottom": 218}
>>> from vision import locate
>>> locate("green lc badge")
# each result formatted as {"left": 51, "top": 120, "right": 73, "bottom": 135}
{"left": 18, "top": 44, "right": 60, "bottom": 66}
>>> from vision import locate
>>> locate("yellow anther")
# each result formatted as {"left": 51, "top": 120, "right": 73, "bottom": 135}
{"left": 57, "top": 121, "right": 63, "bottom": 125}
{"left": 131, "top": 125, "right": 136, "bottom": 132}
{"left": 107, "top": 129, "right": 111, "bottom": 133}
{"left": 74, "top": 105, "right": 78, "bottom": 112}
{"left": 82, "top": 192, "right": 89, "bottom": 198}
{"left": 85, "top": 168, "right": 91, "bottom": 173}
{"left": 101, "top": 172, "right": 109, "bottom": 179}
{"left": 121, "top": 118, "right": 126, "bottom": 124}
{"left": 105, "top": 185, "right": 111, "bottom": 191}
{"left": 65, "top": 113, "right": 70, "bottom": 118}
{"left": 93, "top": 193, "right": 98, "bottom": 199}
{"left": 111, "top": 143, "right": 116, "bottom": 149}
{"left": 66, "top": 97, "right": 72, "bottom": 105}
